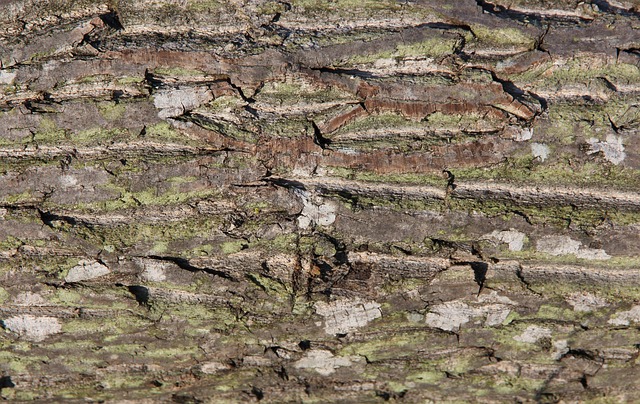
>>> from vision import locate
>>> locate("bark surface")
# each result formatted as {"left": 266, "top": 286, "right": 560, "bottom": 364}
{"left": 1, "top": 0, "right": 640, "bottom": 402}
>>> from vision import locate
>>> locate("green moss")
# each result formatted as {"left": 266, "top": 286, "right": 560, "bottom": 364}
{"left": 77, "top": 74, "right": 111, "bottom": 84}
{"left": 329, "top": 166, "right": 439, "bottom": 186}
{"left": 2, "top": 191, "right": 35, "bottom": 205}
{"left": 476, "top": 374, "right": 546, "bottom": 396}
{"left": 151, "top": 241, "right": 169, "bottom": 254}
{"left": 246, "top": 272, "right": 291, "bottom": 300}
{"left": 186, "top": 0, "right": 221, "bottom": 12}
{"left": 293, "top": 0, "right": 401, "bottom": 12}
{"left": 340, "top": 331, "right": 438, "bottom": 362}
{"left": 71, "top": 127, "right": 128, "bottom": 144}
{"left": 0, "top": 287, "right": 8, "bottom": 304}
{"left": 406, "top": 368, "right": 445, "bottom": 384}
{"left": 85, "top": 184, "right": 220, "bottom": 212}
{"left": 153, "top": 66, "right": 207, "bottom": 77}
{"left": 252, "top": 233, "right": 298, "bottom": 253}
{"left": 190, "top": 116, "right": 257, "bottom": 143}
{"left": 551, "top": 59, "right": 640, "bottom": 84}
{"left": 141, "top": 345, "right": 201, "bottom": 359}
{"left": 336, "top": 113, "right": 423, "bottom": 135}
{"left": 116, "top": 76, "right": 144, "bottom": 85}
{"left": 259, "top": 117, "right": 311, "bottom": 138}
{"left": 220, "top": 240, "right": 247, "bottom": 254}
{"left": 34, "top": 117, "right": 67, "bottom": 143}
{"left": 62, "top": 315, "right": 152, "bottom": 336}
{"left": 533, "top": 304, "right": 580, "bottom": 321}
{"left": 66, "top": 216, "right": 221, "bottom": 253}
{"left": 144, "top": 122, "right": 185, "bottom": 143}
{"left": 472, "top": 25, "right": 535, "bottom": 48}
{"left": 207, "top": 95, "right": 245, "bottom": 112}
{"left": 0, "top": 351, "right": 49, "bottom": 373}
{"left": 52, "top": 289, "right": 82, "bottom": 305}
{"left": 0, "top": 235, "right": 23, "bottom": 250}
{"left": 152, "top": 301, "right": 239, "bottom": 330}
{"left": 96, "top": 101, "right": 126, "bottom": 120}
{"left": 258, "top": 80, "right": 354, "bottom": 106}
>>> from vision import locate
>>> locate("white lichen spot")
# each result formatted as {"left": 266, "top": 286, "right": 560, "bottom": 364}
{"left": 294, "top": 349, "right": 361, "bottom": 376}
{"left": 485, "top": 307, "right": 512, "bottom": 327}
{"left": 59, "top": 175, "right": 78, "bottom": 189}
{"left": 14, "top": 292, "right": 47, "bottom": 306}
{"left": 536, "top": 235, "right": 610, "bottom": 260}
{"left": 552, "top": 340, "right": 570, "bottom": 360}
{"left": 200, "top": 361, "right": 232, "bottom": 374}
{"left": 477, "top": 291, "right": 517, "bottom": 305}
{"left": 406, "top": 312, "right": 424, "bottom": 323}
{"left": 516, "top": 127, "right": 533, "bottom": 141}
{"left": 425, "top": 299, "right": 513, "bottom": 331}
{"left": 0, "top": 70, "right": 17, "bottom": 85}
{"left": 566, "top": 292, "right": 608, "bottom": 312}
{"left": 587, "top": 134, "right": 626, "bottom": 165}
{"left": 314, "top": 298, "right": 382, "bottom": 335}
{"left": 295, "top": 189, "right": 336, "bottom": 229}
{"left": 138, "top": 259, "right": 170, "bottom": 282}
{"left": 2, "top": 315, "right": 62, "bottom": 341}
{"left": 608, "top": 305, "right": 640, "bottom": 326}
{"left": 425, "top": 301, "right": 474, "bottom": 331}
{"left": 153, "top": 87, "right": 214, "bottom": 119}
{"left": 513, "top": 325, "right": 552, "bottom": 344}
{"left": 575, "top": 248, "right": 611, "bottom": 260}
{"left": 485, "top": 229, "right": 526, "bottom": 251}
{"left": 65, "top": 260, "right": 110, "bottom": 283}
{"left": 531, "top": 142, "right": 550, "bottom": 162}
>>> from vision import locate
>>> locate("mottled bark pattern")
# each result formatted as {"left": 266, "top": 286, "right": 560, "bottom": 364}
{"left": 1, "top": 0, "right": 640, "bottom": 401}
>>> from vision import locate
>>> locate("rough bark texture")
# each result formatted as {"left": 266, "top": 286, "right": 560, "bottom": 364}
{"left": 1, "top": 0, "right": 640, "bottom": 402}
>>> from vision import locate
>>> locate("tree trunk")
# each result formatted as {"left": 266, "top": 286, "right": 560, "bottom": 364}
{"left": 1, "top": 0, "right": 640, "bottom": 401}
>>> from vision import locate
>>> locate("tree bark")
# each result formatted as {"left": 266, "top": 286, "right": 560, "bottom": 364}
{"left": 1, "top": 0, "right": 640, "bottom": 401}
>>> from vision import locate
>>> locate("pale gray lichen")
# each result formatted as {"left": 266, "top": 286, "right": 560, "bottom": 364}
{"left": 587, "top": 134, "right": 626, "bottom": 165}
{"left": 531, "top": 142, "right": 550, "bottom": 162}
{"left": 485, "top": 229, "right": 526, "bottom": 251}
{"left": 425, "top": 296, "right": 514, "bottom": 331}
{"left": 565, "top": 292, "right": 608, "bottom": 312}
{"left": 294, "top": 349, "right": 363, "bottom": 376}
{"left": 65, "top": 260, "right": 110, "bottom": 283}
{"left": 513, "top": 325, "right": 552, "bottom": 344}
{"left": 314, "top": 298, "right": 381, "bottom": 335}
{"left": 295, "top": 189, "right": 337, "bottom": 229}
{"left": 608, "top": 305, "right": 640, "bottom": 326}
{"left": 2, "top": 315, "right": 62, "bottom": 341}
{"left": 154, "top": 87, "right": 214, "bottom": 119}
{"left": 536, "top": 235, "right": 610, "bottom": 260}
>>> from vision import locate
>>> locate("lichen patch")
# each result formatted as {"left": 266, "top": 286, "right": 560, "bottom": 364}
{"left": 294, "top": 349, "right": 363, "bottom": 376}
{"left": 153, "top": 87, "right": 214, "bottom": 119}
{"left": 137, "top": 259, "right": 170, "bottom": 282}
{"left": 531, "top": 142, "right": 550, "bottom": 162}
{"left": 513, "top": 325, "right": 552, "bottom": 344}
{"left": 200, "top": 361, "right": 233, "bottom": 374}
{"left": 587, "top": 134, "right": 626, "bottom": 165}
{"left": 608, "top": 305, "right": 640, "bottom": 326}
{"left": 536, "top": 235, "right": 610, "bottom": 260}
{"left": 295, "top": 189, "right": 337, "bottom": 229}
{"left": 565, "top": 292, "right": 608, "bottom": 312}
{"left": 2, "top": 315, "right": 62, "bottom": 341}
{"left": 425, "top": 298, "right": 513, "bottom": 331}
{"left": 65, "top": 260, "right": 110, "bottom": 283}
{"left": 314, "top": 298, "right": 381, "bottom": 335}
{"left": 485, "top": 229, "right": 526, "bottom": 251}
